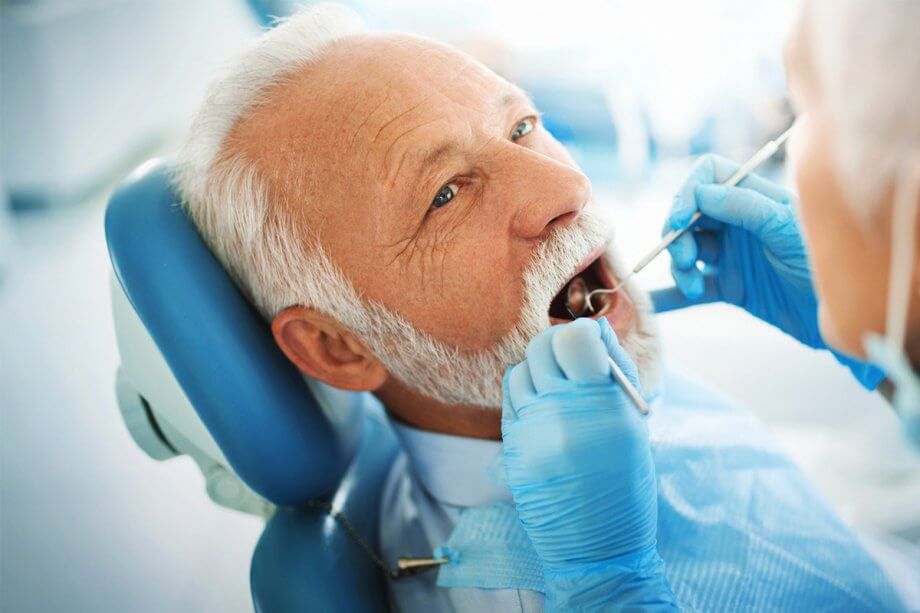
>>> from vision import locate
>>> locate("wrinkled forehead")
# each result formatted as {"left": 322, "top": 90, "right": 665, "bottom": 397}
{"left": 232, "top": 33, "right": 517, "bottom": 185}
{"left": 334, "top": 35, "right": 512, "bottom": 142}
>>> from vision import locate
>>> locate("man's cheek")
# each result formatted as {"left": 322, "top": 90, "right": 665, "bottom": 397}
{"left": 432, "top": 258, "right": 518, "bottom": 349}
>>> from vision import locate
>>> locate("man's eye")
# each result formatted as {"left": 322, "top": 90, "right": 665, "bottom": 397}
{"left": 431, "top": 182, "right": 459, "bottom": 209}
{"left": 511, "top": 117, "right": 535, "bottom": 141}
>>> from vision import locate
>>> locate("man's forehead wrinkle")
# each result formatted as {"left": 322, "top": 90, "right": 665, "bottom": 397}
{"left": 369, "top": 55, "right": 479, "bottom": 144}
{"left": 384, "top": 137, "right": 423, "bottom": 192}
{"left": 382, "top": 117, "right": 454, "bottom": 184}
{"left": 344, "top": 90, "right": 384, "bottom": 144}
{"left": 345, "top": 77, "right": 400, "bottom": 150}
{"left": 388, "top": 145, "right": 415, "bottom": 189}
{"left": 370, "top": 94, "right": 431, "bottom": 148}
{"left": 344, "top": 42, "right": 465, "bottom": 142}
{"left": 363, "top": 97, "right": 434, "bottom": 188}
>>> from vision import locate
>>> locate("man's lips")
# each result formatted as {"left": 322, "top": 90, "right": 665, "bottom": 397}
{"left": 572, "top": 245, "right": 607, "bottom": 280}
{"left": 548, "top": 248, "right": 634, "bottom": 330}
{"left": 548, "top": 245, "right": 610, "bottom": 320}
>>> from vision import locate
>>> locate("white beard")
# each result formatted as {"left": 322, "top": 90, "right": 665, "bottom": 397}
{"left": 603, "top": 242, "right": 663, "bottom": 395}
{"left": 332, "top": 205, "right": 662, "bottom": 408}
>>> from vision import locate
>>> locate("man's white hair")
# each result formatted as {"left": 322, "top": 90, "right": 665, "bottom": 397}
{"left": 175, "top": 3, "right": 366, "bottom": 319}
{"left": 174, "top": 3, "right": 662, "bottom": 407}
{"left": 802, "top": 0, "right": 920, "bottom": 221}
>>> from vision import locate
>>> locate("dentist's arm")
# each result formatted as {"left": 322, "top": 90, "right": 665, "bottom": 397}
{"left": 665, "top": 154, "right": 883, "bottom": 389}
{"left": 502, "top": 318, "right": 678, "bottom": 611}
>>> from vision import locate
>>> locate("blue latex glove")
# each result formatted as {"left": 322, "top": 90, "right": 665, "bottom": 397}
{"left": 502, "top": 318, "right": 678, "bottom": 611}
{"left": 667, "top": 154, "right": 884, "bottom": 389}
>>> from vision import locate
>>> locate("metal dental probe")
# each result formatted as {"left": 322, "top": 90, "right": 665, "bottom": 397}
{"left": 573, "top": 125, "right": 795, "bottom": 314}
{"left": 608, "top": 355, "right": 649, "bottom": 415}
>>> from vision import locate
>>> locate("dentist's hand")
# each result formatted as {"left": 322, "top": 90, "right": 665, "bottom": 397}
{"left": 502, "top": 318, "right": 677, "bottom": 611}
{"left": 666, "top": 154, "right": 825, "bottom": 347}
{"left": 666, "top": 154, "right": 884, "bottom": 389}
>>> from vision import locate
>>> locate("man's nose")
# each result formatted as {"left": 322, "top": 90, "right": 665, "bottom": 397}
{"left": 506, "top": 149, "right": 592, "bottom": 240}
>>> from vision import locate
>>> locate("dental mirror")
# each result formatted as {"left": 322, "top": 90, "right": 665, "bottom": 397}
{"left": 565, "top": 277, "right": 589, "bottom": 319}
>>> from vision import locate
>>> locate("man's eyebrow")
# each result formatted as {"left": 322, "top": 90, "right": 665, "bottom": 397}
{"left": 418, "top": 140, "right": 461, "bottom": 172}
{"left": 415, "top": 91, "right": 534, "bottom": 169}
{"left": 393, "top": 89, "right": 537, "bottom": 188}
{"left": 500, "top": 87, "right": 535, "bottom": 111}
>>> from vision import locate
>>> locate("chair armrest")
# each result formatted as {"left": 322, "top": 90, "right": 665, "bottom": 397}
{"left": 251, "top": 414, "right": 399, "bottom": 612}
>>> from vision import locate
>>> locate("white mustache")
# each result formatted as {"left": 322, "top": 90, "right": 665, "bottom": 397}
{"left": 511, "top": 206, "right": 612, "bottom": 339}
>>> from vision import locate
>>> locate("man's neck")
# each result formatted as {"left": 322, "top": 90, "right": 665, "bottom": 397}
{"left": 374, "top": 379, "right": 502, "bottom": 440}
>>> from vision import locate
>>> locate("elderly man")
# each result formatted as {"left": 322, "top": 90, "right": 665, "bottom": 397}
{"left": 175, "top": 4, "right": 903, "bottom": 611}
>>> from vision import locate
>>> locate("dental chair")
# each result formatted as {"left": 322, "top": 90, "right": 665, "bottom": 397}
{"left": 105, "top": 158, "right": 398, "bottom": 612}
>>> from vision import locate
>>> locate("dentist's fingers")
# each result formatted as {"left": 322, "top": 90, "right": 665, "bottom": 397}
{"left": 597, "top": 317, "right": 641, "bottom": 390}
{"left": 670, "top": 260, "right": 705, "bottom": 300}
{"left": 695, "top": 231, "right": 720, "bottom": 265}
{"left": 667, "top": 229, "right": 698, "bottom": 271}
{"left": 694, "top": 185, "right": 787, "bottom": 236}
{"left": 707, "top": 154, "right": 797, "bottom": 204}
{"left": 672, "top": 157, "right": 718, "bottom": 229}
{"left": 667, "top": 227, "right": 719, "bottom": 271}
{"left": 669, "top": 193, "right": 696, "bottom": 231}
{"left": 524, "top": 326, "right": 565, "bottom": 393}
{"left": 668, "top": 166, "right": 721, "bottom": 234}
{"left": 552, "top": 319, "right": 610, "bottom": 383}
{"left": 503, "top": 362, "right": 538, "bottom": 419}
{"left": 670, "top": 154, "right": 796, "bottom": 233}
{"left": 501, "top": 367, "right": 517, "bottom": 423}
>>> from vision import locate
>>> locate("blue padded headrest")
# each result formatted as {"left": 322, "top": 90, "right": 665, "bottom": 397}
{"left": 105, "top": 159, "right": 360, "bottom": 505}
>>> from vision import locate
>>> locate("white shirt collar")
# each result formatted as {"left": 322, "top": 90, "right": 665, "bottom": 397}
{"left": 390, "top": 420, "right": 513, "bottom": 508}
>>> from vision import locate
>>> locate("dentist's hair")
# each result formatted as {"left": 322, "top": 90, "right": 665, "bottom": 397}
{"left": 802, "top": 0, "right": 920, "bottom": 221}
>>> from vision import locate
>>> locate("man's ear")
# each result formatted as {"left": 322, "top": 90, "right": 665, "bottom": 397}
{"left": 271, "top": 306, "right": 388, "bottom": 392}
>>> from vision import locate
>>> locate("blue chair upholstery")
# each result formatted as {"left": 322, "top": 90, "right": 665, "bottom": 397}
{"left": 106, "top": 158, "right": 361, "bottom": 504}
{"left": 105, "top": 159, "right": 398, "bottom": 611}
{"left": 251, "top": 412, "right": 395, "bottom": 613}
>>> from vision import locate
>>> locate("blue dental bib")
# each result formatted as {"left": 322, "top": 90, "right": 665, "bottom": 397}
{"left": 435, "top": 372, "right": 903, "bottom": 612}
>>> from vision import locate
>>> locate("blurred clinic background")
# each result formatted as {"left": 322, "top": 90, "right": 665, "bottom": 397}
{"left": 1, "top": 0, "right": 918, "bottom": 610}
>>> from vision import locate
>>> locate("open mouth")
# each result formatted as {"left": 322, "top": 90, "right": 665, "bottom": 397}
{"left": 548, "top": 252, "right": 618, "bottom": 322}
